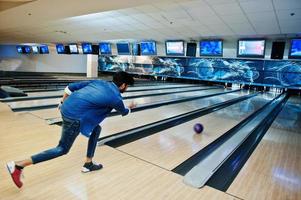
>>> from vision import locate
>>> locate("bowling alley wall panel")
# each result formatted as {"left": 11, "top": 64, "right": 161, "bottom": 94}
{"left": 98, "top": 56, "right": 301, "bottom": 89}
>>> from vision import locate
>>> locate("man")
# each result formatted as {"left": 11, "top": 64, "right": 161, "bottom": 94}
{"left": 6, "top": 71, "right": 136, "bottom": 188}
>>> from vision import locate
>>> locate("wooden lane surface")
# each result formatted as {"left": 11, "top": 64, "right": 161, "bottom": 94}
{"left": 117, "top": 94, "right": 274, "bottom": 170}
{"left": 100, "top": 90, "right": 243, "bottom": 138}
{"left": 227, "top": 97, "right": 301, "bottom": 200}
{"left": 0, "top": 105, "right": 237, "bottom": 200}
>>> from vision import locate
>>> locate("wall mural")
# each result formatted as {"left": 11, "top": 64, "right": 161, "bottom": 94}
{"left": 263, "top": 60, "right": 301, "bottom": 88}
{"left": 98, "top": 55, "right": 301, "bottom": 89}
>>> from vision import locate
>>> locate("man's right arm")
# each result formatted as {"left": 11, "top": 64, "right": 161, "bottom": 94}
{"left": 112, "top": 99, "right": 137, "bottom": 116}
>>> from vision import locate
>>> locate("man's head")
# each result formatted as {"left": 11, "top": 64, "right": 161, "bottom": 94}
{"left": 112, "top": 71, "right": 134, "bottom": 93}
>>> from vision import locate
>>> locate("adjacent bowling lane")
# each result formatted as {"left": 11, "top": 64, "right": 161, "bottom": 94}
{"left": 269, "top": 96, "right": 301, "bottom": 132}
{"left": 25, "top": 83, "right": 197, "bottom": 97}
{"left": 28, "top": 87, "right": 224, "bottom": 119}
{"left": 20, "top": 90, "right": 64, "bottom": 97}
{"left": 227, "top": 96, "right": 301, "bottom": 200}
{"left": 127, "top": 84, "right": 198, "bottom": 91}
{"left": 7, "top": 86, "right": 208, "bottom": 109}
{"left": 121, "top": 85, "right": 205, "bottom": 97}
{"left": 117, "top": 92, "right": 277, "bottom": 170}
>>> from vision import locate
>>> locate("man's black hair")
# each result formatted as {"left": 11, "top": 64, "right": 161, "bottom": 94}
{"left": 112, "top": 71, "right": 134, "bottom": 87}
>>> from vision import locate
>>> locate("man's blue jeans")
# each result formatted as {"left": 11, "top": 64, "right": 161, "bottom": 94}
{"left": 31, "top": 115, "right": 101, "bottom": 164}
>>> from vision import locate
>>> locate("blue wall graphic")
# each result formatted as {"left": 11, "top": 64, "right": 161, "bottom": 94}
{"left": 98, "top": 55, "right": 301, "bottom": 89}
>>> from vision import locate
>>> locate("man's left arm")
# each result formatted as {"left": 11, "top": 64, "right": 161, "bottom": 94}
{"left": 58, "top": 80, "right": 93, "bottom": 109}
{"left": 64, "top": 80, "right": 93, "bottom": 95}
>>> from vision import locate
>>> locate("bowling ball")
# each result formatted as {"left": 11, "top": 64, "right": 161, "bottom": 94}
{"left": 193, "top": 123, "right": 204, "bottom": 134}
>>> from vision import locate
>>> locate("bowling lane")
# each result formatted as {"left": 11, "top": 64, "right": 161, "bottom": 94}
{"left": 25, "top": 83, "right": 196, "bottom": 97}
{"left": 99, "top": 89, "right": 247, "bottom": 138}
{"left": 117, "top": 92, "right": 277, "bottom": 170}
{"left": 28, "top": 87, "right": 225, "bottom": 120}
{"left": 127, "top": 83, "right": 197, "bottom": 91}
{"left": 227, "top": 96, "right": 301, "bottom": 200}
{"left": 269, "top": 96, "right": 301, "bottom": 132}
{"left": 26, "top": 90, "right": 64, "bottom": 97}
{"left": 120, "top": 85, "right": 205, "bottom": 97}
{"left": 7, "top": 86, "right": 213, "bottom": 110}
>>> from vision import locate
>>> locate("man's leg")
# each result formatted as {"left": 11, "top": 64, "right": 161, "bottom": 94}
{"left": 82, "top": 125, "right": 102, "bottom": 173}
{"left": 7, "top": 116, "right": 80, "bottom": 188}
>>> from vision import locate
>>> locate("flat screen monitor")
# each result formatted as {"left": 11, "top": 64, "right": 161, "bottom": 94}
{"left": 237, "top": 39, "right": 265, "bottom": 58}
{"left": 56, "top": 44, "right": 65, "bottom": 54}
{"left": 69, "top": 44, "right": 79, "bottom": 54}
{"left": 23, "top": 46, "right": 32, "bottom": 54}
{"left": 39, "top": 45, "right": 49, "bottom": 54}
{"left": 288, "top": 39, "right": 301, "bottom": 59}
{"left": 140, "top": 41, "right": 157, "bottom": 55}
{"left": 82, "top": 43, "right": 92, "bottom": 54}
{"left": 32, "top": 46, "right": 39, "bottom": 54}
{"left": 116, "top": 43, "right": 130, "bottom": 55}
{"left": 165, "top": 40, "right": 184, "bottom": 56}
{"left": 200, "top": 40, "right": 223, "bottom": 56}
{"left": 99, "top": 42, "right": 112, "bottom": 55}
{"left": 16, "top": 46, "right": 23, "bottom": 53}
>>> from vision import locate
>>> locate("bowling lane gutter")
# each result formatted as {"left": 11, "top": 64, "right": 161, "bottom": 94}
{"left": 175, "top": 93, "right": 288, "bottom": 190}
{"left": 49, "top": 89, "right": 241, "bottom": 125}
{"left": 205, "top": 94, "right": 289, "bottom": 191}
{"left": 1, "top": 85, "right": 214, "bottom": 103}
{"left": 97, "top": 92, "right": 258, "bottom": 146}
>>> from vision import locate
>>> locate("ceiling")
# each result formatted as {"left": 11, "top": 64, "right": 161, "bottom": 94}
{"left": 0, "top": 0, "right": 300, "bottom": 44}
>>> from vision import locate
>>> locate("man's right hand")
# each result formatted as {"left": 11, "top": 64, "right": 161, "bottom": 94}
{"left": 128, "top": 101, "right": 137, "bottom": 109}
